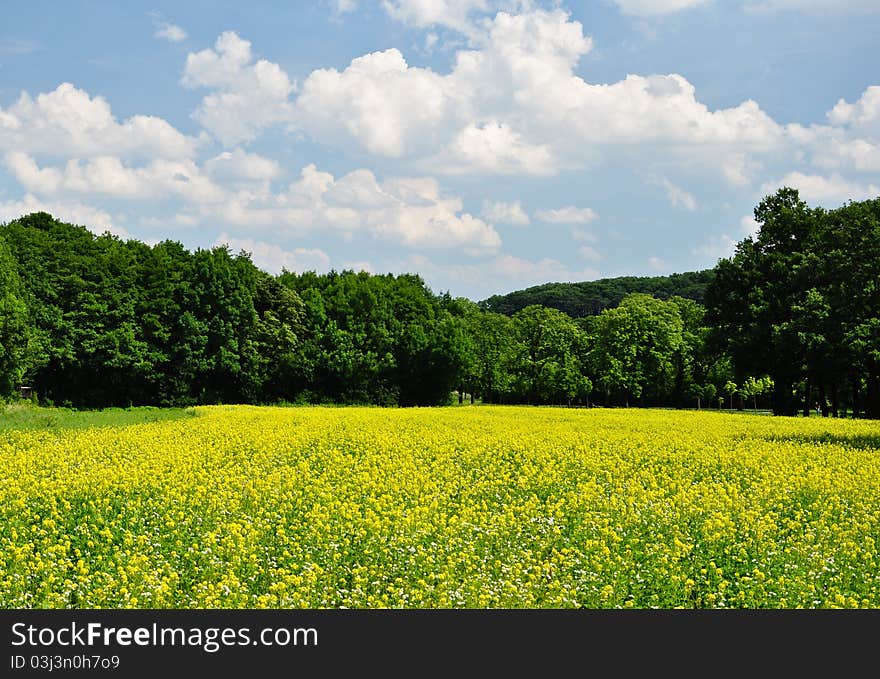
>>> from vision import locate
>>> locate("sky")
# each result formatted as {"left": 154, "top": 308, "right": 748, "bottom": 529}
{"left": 0, "top": 0, "right": 878, "bottom": 300}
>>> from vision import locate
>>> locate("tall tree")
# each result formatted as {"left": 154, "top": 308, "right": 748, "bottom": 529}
{"left": 0, "top": 235, "right": 30, "bottom": 397}
{"left": 508, "top": 305, "right": 592, "bottom": 405}
{"left": 587, "top": 293, "right": 683, "bottom": 406}
{"left": 705, "top": 188, "right": 822, "bottom": 415}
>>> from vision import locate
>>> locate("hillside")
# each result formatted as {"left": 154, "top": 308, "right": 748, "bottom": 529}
{"left": 478, "top": 270, "right": 715, "bottom": 317}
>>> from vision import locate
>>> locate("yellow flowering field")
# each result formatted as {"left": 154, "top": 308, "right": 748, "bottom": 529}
{"left": 2, "top": 405, "right": 879, "bottom": 609}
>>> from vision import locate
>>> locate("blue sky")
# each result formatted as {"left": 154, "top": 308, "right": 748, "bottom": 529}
{"left": 1, "top": 0, "right": 878, "bottom": 299}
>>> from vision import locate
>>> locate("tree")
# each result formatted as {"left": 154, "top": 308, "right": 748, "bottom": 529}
{"left": 741, "top": 376, "right": 773, "bottom": 412}
{"left": 0, "top": 235, "right": 30, "bottom": 397}
{"left": 587, "top": 293, "right": 683, "bottom": 406}
{"left": 508, "top": 305, "right": 591, "bottom": 405}
{"left": 705, "top": 188, "right": 822, "bottom": 416}
{"left": 249, "top": 271, "right": 304, "bottom": 402}
{"left": 707, "top": 188, "right": 880, "bottom": 418}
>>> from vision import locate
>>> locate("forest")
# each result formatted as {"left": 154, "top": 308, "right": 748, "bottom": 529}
{"left": 479, "top": 269, "right": 714, "bottom": 317}
{"left": 0, "top": 187, "right": 878, "bottom": 417}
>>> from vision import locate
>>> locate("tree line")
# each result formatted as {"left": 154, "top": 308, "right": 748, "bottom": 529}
{"left": 0, "top": 188, "right": 877, "bottom": 417}
{"left": 480, "top": 270, "right": 714, "bottom": 317}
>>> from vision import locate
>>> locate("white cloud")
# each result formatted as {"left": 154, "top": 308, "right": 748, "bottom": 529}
{"left": 693, "top": 215, "right": 758, "bottom": 264}
{"left": 381, "top": 0, "right": 490, "bottom": 31}
{"left": 827, "top": 86, "right": 880, "bottom": 137}
{"left": 651, "top": 177, "right": 698, "bottom": 211}
{"left": 612, "top": 0, "right": 709, "bottom": 17}
{"left": 721, "top": 152, "right": 761, "bottom": 186}
{"left": 293, "top": 8, "right": 784, "bottom": 177}
{"left": 204, "top": 148, "right": 281, "bottom": 182}
{"left": 182, "top": 31, "right": 295, "bottom": 146}
{"left": 762, "top": 172, "right": 880, "bottom": 206}
{"left": 154, "top": 10, "right": 869, "bottom": 201}
{"left": 197, "top": 164, "right": 502, "bottom": 252}
{"left": 481, "top": 199, "right": 530, "bottom": 225}
{"left": 295, "top": 48, "right": 450, "bottom": 158}
{"left": 294, "top": 10, "right": 596, "bottom": 168}
{"left": 427, "top": 120, "right": 557, "bottom": 175}
{"left": 4, "top": 152, "right": 224, "bottom": 203}
{"left": 798, "top": 129, "right": 880, "bottom": 173}
{"left": 154, "top": 22, "right": 188, "bottom": 43}
{"left": 779, "top": 87, "right": 880, "bottom": 176}
{"left": 534, "top": 205, "right": 598, "bottom": 224}
{"left": 213, "top": 233, "right": 331, "bottom": 274}
{"left": 0, "top": 83, "right": 197, "bottom": 159}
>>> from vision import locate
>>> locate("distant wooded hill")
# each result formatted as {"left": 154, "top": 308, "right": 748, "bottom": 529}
{"left": 478, "top": 270, "right": 715, "bottom": 317}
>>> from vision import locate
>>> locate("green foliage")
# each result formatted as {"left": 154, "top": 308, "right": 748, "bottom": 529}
{"left": 706, "top": 188, "right": 880, "bottom": 418}
{"left": 480, "top": 270, "right": 714, "bottom": 318}
{"left": 2, "top": 195, "right": 878, "bottom": 418}
{"left": 0, "top": 235, "right": 30, "bottom": 396}
{"left": 587, "top": 293, "right": 684, "bottom": 406}
{"left": 0, "top": 214, "right": 305, "bottom": 407}
{"left": 0, "top": 402, "right": 196, "bottom": 431}
{"left": 507, "top": 305, "right": 592, "bottom": 405}
{"left": 278, "top": 269, "right": 465, "bottom": 406}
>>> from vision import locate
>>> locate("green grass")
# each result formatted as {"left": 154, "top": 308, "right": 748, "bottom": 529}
{"left": 0, "top": 402, "right": 197, "bottom": 431}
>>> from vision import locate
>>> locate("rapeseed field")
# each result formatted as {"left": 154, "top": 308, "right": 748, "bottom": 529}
{"left": 2, "top": 406, "right": 878, "bottom": 608}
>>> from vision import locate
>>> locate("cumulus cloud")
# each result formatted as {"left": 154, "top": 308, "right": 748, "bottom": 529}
{"left": 200, "top": 164, "right": 502, "bottom": 252}
{"left": 294, "top": 10, "right": 595, "bottom": 167}
{"left": 427, "top": 121, "right": 557, "bottom": 175}
{"left": 4, "top": 152, "right": 224, "bottom": 203}
{"left": 204, "top": 147, "right": 281, "bottom": 182}
{"left": 481, "top": 199, "right": 530, "bottom": 225}
{"left": 295, "top": 48, "right": 449, "bottom": 158}
{"left": 156, "top": 9, "right": 872, "bottom": 207}
{"left": 293, "top": 8, "right": 783, "bottom": 177}
{"left": 762, "top": 172, "right": 880, "bottom": 206}
{"left": 534, "top": 205, "right": 598, "bottom": 224}
{"left": 0, "top": 83, "right": 197, "bottom": 159}
{"left": 827, "top": 86, "right": 880, "bottom": 138}
{"left": 783, "top": 88, "right": 880, "bottom": 175}
{"left": 214, "top": 233, "right": 331, "bottom": 274}
{"left": 5, "top": 151, "right": 502, "bottom": 253}
{"left": 182, "top": 31, "right": 295, "bottom": 146}
{"left": 792, "top": 126, "right": 880, "bottom": 173}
